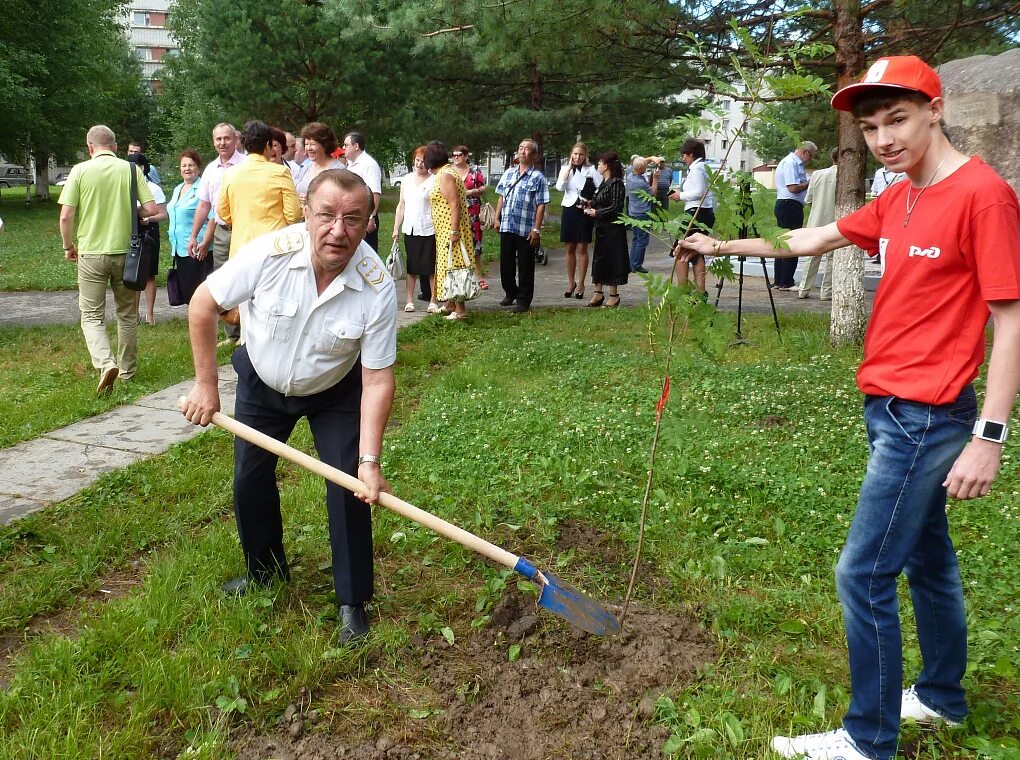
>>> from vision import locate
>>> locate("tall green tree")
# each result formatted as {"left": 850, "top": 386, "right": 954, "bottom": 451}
{"left": 354, "top": 0, "right": 692, "bottom": 164}
{"left": 161, "top": 0, "right": 422, "bottom": 165}
{"left": 0, "top": 0, "right": 151, "bottom": 198}
{"left": 615, "top": 0, "right": 1020, "bottom": 345}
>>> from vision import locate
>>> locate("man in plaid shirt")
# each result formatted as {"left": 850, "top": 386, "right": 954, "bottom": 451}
{"left": 495, "top": 139, "right": 550, "bottom": 313}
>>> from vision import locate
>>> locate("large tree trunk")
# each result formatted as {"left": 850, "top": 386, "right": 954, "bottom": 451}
{"left": 33, "top": 152, "right": 51, "bottom": 201}
{"left": 829, "top": 0, "right": 868, "bottom": 346}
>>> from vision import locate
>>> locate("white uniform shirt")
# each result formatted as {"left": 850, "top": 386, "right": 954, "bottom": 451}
{"left": 206, "top": 223, "right": 397, "bottom": 396}
{"left": 346, "top": 151, "right": 383, "bottom": 195}
{"left": 399, "top": 175, "right": 436, "bottom": 236}
{"left": 775, "top": 151, "right": 808, "bottom": 203}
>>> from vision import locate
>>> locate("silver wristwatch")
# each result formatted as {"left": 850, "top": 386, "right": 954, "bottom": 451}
{"left": 973, "top": 418, "right": 1008, "bottom": 444}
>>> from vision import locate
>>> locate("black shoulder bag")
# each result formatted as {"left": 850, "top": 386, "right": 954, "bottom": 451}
{"left": 122, "top": 163, "right": 149, "bottom": 291}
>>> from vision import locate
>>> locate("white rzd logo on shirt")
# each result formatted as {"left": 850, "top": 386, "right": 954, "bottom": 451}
{"left": 908, "top": 245, "right": 941, "bottom": 259}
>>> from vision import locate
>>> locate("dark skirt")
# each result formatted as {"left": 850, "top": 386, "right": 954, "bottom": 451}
{"left": 173, "top": 253, "right": 214, "bottom": 304}
{"left": 404, "top": 234, "right": 437, "bottom": 277}
{"left": 591, "top": 223, "right": 630, "bottom": 286}
{"left": 559, "top": 204, "right": 595, "bottom": 244}
{"left": 140, "top": 223, "right": 160, "bottom": 278}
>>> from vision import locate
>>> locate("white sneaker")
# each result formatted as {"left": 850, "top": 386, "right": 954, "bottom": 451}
{"left": 772, "top": 728, "right": 869, "bottom": 760}
{"left": 901, "top": 686, "right": 961, "bottom": 727}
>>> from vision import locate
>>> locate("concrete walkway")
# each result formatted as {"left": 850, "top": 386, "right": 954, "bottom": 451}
{"left": 0, "top": 237, "right": 874, "bottom": 525}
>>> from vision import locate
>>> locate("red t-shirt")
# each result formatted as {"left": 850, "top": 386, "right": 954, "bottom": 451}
{"left": 837, "top": 157, "right": 1020, "bottom": 405}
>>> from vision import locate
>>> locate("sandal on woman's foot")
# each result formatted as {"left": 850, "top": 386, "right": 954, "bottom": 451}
{"left": 587, "top": 291, "right": 605, "bottom": 307}
{"left": 404, "top": 303, "right": 415, "bottom": 312}
{"left": 603, "top": 295, "right": 621, "bottom": 308}
{"left": 574, "top": 290, "right": 585, "bottom": 300}
{"left": 478, "top": 278, "right": 489, "bottom": 290}
{"left": 426, "top": 302, "right": 442, "bottom": 314}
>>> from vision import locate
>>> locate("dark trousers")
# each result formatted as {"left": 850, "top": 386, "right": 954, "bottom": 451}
{"left": 365, "top": 214, "right": 380, "bottom": 254}
{"left": 174, "top": 254, "right": 214, "bottom": 305}
{"left": 500, "top": 232, "right": 536, "bottom": 305}
{"left": 231, "top": 347, "right": 373, "bottom": 605}
{"left": 773, "top": 199, "right": 804, "bottom": 287}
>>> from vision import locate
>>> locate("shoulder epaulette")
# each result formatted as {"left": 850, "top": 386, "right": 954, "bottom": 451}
{"left": 356, "top": 256, "right": 387, "bottom": 291}
{"left": 271, "top": 230, "right": 305, "bottom": 256}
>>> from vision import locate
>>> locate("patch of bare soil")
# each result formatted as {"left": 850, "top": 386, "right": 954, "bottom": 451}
{"left": 0, "top": 562, "right": 144, "bottom": 690}
{"left": 234, "top": 591, "right": 715, "bottom": 759}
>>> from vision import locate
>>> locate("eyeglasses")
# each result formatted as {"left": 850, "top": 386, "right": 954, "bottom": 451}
{"left": 307, "top": 210, "right": 368, "bottom": 229}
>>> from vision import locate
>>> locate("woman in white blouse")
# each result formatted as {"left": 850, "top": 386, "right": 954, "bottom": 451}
{"left": 392, "top": 146, "right": 439, "bottom": 313}
{"left": 555, "top": 142, "right": 602, "bottom": 300}
{"left": 670, "top": 138, "right": 715, "bottom": 294}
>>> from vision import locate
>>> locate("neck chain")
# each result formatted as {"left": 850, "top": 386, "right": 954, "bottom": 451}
{"left": 903, "top": 153, "right": 950, "bottom": 227}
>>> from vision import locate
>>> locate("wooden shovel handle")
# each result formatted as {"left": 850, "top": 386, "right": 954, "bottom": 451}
{"left": 203, "top": 408, "right": 522, "bottom": 573}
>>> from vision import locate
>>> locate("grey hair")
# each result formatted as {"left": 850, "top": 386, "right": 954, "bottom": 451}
{"left": 800, "top": 140, "right": 818, "bottom": 154}
{"left": 86, "top": 125, "right": 116, "bottom": 148}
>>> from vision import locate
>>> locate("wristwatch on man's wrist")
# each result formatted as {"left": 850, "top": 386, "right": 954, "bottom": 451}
{"left": 358, "top": 454, "right": 381, "bottom": 466}
{"left": 973, "top": 418, "right": 1009, "bottom": 444}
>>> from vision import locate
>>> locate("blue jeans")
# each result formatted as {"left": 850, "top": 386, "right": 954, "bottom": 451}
{"left": 837, "top": 387, "right": 975, "bottom": 758}
{"left": 629, "top": 213, "right": 650, "bottom": 270}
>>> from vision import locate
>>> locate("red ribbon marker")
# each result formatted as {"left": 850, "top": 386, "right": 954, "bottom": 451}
{"left": 655, "top": 376, "right": 671, "bottom": 420}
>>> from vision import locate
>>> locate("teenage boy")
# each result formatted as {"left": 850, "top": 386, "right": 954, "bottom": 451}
{"left": 679, "top": 56, "right": 1020, "bottom": 760}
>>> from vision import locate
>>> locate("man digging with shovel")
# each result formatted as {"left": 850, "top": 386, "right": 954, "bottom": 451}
{"left": 181, "top": 169, "right": 397, "bottom": 643}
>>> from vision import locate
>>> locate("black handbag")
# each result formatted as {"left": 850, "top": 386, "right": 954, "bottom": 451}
{"left": 166, "top": 256, "right": 184, "bottom": 306}
{"left": 122, "top": 163, "right": 149, "bottom": 291}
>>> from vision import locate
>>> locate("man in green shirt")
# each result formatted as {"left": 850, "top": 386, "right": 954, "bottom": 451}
{"left": 59, "top": 125, "right": 158, "bottom": 393}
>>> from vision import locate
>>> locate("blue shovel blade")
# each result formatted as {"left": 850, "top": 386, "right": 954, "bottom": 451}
{"left": 514, "top": 557, "right": 621, "bottom": 636}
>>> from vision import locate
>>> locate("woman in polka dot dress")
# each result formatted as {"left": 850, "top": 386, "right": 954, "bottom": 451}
{"left": 424, "top": 141, "right": 475, "bottom": 321}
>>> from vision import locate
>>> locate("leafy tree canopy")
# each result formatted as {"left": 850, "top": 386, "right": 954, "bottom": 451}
{"left": 0, "top": 0, "right": 151, "bottom": 167}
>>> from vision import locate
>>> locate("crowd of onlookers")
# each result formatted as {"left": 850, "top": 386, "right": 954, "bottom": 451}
{"left": 130, "top": 123, "right": 737, "bottom": 325}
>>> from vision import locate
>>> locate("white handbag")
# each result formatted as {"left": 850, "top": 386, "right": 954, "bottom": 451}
{"left": 386, "top": 240, "right": 406, "bottom": 280}
{"left": 443, "top": 239, "right": 481, "bottom": 303}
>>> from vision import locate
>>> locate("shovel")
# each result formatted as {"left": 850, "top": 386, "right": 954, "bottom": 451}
{"left": 190, "top": 404, "right": 622, "bottom": 636}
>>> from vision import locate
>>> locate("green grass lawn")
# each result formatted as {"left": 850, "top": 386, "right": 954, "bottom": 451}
{"left": 0, "top": 317, "right": 239, "bottom": 448}
{"left": 0, "top": 307, "right": 1016, "bottom": 757}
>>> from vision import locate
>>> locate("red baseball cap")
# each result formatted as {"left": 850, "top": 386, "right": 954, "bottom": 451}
{"left": 830, "top": 56, "right": 941, "bottom": 112}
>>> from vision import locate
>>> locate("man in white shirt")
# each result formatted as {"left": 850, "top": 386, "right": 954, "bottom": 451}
{"left": 798, "top": 148, "right": 839, "bottom": 300}
{"left": 188, "top": 123, "right": 244, "bottom": 344}
{"left": 773, "top": 140, "right": 817, "bottom": 289}
{"left": 182, "top": 168, "right": 397, "bottom": 644}
{"left": 342, "top": 131, "right": 383, "bottom": 252}
{"left": 871, "top": 167, "right": 905, "bottom": 196}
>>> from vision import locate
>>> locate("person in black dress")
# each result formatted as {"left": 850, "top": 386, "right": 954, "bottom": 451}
{"left": 582, "top": 152, "right": 628, "bottom": 307}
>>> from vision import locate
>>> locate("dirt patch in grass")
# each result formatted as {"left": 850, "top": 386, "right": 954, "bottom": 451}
{"left": 233, "top": 590, "right": 715, "bottom": 759}
{"left": 0, "top": 562, "right": 144, "bottom": 690}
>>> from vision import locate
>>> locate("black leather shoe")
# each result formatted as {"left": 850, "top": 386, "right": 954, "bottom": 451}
{"left": 339, "top": 603, "right": 370, "bottom": 643}
{"left": 499, "top": 297, "right": 515, "bottom": 306}
{"left": 510, "top": 303, "right": 530, "bottom": 313}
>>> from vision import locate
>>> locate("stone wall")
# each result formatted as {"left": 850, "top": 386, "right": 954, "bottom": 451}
{"left": 938, "top": 48, "right": 1020, "bottom": 194}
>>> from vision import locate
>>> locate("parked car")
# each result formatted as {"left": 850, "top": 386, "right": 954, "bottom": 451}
{"left": 54, "top": 172, "right": 70, "bottom": 187}
{"left": 0, "top": 164, "right": 32, "bottom": 189}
